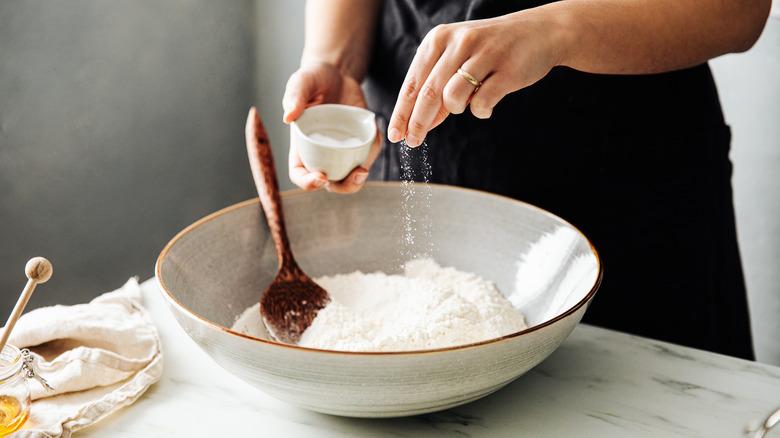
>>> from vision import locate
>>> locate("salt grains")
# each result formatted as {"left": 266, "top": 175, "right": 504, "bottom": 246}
{"left": 398, "top": 139, "right": 434, "bottom": 264}
{"left": 308, "top": 130, "right": 364, "bottom": 148}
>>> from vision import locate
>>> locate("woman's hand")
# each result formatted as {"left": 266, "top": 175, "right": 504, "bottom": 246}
{"left": 387, "top": 0, "right": 770, "bottom": 148}
{"left": 283, "top": 60, "right": 382, "bottom": 193}
{"left": 387, "top": 11, "right": 565, "bottom": 147}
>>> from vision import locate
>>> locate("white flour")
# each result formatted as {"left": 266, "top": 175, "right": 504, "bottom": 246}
{"left": 232, "top": 258, "right": 527, "bottom": 352}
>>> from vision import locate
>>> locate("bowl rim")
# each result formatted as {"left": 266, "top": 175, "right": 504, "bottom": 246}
{"left": 155, "top": 182, "right": 603, "bottom": 356}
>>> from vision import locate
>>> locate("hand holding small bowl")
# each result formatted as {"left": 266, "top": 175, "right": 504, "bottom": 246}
{"left": 291, "top": 104, "right": 376, "bottom": 182}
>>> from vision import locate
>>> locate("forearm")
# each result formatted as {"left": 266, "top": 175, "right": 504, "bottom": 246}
{"left": 302, "top": 0, "right": 384, "bottom": 81}
{"left": 548, "top": 0, "right": 771, "bottom": 74}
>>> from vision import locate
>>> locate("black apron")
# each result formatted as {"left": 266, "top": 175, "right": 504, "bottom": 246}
{"left": 363, "top": 0, "right": 754, "bottom": 360}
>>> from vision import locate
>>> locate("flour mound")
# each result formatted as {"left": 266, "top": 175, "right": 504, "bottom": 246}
{"left": 297, "top": 258, "right": 527, "bottom": 352}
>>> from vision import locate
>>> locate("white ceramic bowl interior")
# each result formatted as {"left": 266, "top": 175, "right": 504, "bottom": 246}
{"left": 156, "top": 183, "right": 601, "bottom": 418}
{"left": 291, "top": 104, "right": 375, "bottom": 181}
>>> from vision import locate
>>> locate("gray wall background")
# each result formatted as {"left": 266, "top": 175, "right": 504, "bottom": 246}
{"left": 1, "top": 2, "right": 778, "bottom": 365}
{"left": 0, "top": 1, "right": 261, "bottom": 311}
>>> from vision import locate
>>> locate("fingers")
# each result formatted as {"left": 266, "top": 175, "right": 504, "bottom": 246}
{"left": 468, "top": 84, "right": 495, "bottom": 119}
{"left": 324, "top": 125, "right": 382, "bottom": 193}
{"left": 289, "top": 140, "right": 328, "bottom": 190}
{"left": 282, "top": 70, "right": 313, "bottom": 124}
{"left": 388, "top": 25, "right": 456, "bottom": 147}
{"left": 469, "top": 70, "right": 514, "bottom": 119}
{"left": 385, "top": 14, "right": 562, "bottom": 145}
{"left": 322, "top": 168, "right": 369, "bottom": 194}
{"left": 289, "top": 162, "right": 369, "bottom": 194}
{"left": 406, "top": 57, "right": 465, "bottom": 146}
{"left": 391, "top": 60, "right": 489, "bottom": 145}
{"left": 387, "top": 24, "right": 497, "bottom": 147}
{"left": 442, "top": 61, "right": 487, "bottom": 115}
{"left": 429, "top": 105, "right": 451, "bottom": 131}
{"left": 289, "top": 126, "right": 382, "bottom": 194}
{"left": 387, "top": 65, "right": 435, "bottom": 146}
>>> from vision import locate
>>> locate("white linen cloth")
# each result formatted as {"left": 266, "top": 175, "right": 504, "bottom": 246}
{"left": 5, "top": 278, "right": 163, "bottom": 438}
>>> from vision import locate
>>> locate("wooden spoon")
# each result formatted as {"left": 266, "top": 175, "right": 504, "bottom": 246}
{"left": 0, "top": 257, "right": 53, "bottom": 352}
{"left": 245, "top": 107, "right": 330, "bottom": 345}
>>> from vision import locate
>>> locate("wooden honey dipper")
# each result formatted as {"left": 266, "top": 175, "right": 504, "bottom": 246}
{"left": 0, "top": 257, "right": 53, "bottom": 352}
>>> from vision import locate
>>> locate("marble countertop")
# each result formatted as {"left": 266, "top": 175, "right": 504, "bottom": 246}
{"left": 77, "top": 278, "right": 780, "bottom": 437}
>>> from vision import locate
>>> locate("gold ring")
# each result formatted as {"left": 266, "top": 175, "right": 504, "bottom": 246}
{"left": 457, "top": 68, "right": 482, "bottom": 88}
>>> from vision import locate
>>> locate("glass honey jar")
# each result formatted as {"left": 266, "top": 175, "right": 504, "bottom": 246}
{"left": 0, "top": 344, "right": 51, "bottom": 437}
{"left": 0, "top": 344, "right": 30, "bottom": 436}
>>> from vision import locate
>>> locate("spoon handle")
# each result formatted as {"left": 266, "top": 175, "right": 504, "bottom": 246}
{"left": 245, "top": 107, "right": 297, "bottom": 273}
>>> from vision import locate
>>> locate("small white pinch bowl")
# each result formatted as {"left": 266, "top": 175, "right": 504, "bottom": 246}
{"left": 291, "top": 104, "right": 376, "bottom": 181}
{"left": 156, "top": 183, "right": 602, "bottom": 418}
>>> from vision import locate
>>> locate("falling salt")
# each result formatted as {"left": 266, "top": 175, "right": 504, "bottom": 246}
{"left": 398, "top": 139, "right": 434, "bottom": 267}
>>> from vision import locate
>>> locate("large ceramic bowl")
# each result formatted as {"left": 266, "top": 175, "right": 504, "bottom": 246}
{"left": 156, "top": 182, "right": 601, "bottom": 418}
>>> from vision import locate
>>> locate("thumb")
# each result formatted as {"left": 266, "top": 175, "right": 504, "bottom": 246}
{"left": 282, "top": 70, "right": 315, "bottom": 124}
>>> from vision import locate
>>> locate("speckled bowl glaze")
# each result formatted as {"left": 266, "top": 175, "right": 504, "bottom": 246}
{"left": 156, "top": 182, "right": 602, "bottom": 418}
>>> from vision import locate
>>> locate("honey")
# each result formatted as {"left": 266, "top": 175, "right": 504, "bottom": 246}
{"left": 1, "top": 345, "right": 33, "bottom": 437}
{"left": 0, "top": 394, "right": 29, "bottom": 436}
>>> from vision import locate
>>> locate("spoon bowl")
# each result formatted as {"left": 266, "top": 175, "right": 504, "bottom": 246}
{"left": 245, "top": 107, "right": 330, "bottom": 344}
